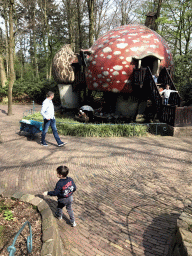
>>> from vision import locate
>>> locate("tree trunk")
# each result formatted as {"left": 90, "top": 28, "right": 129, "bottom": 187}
{"left": 8, "top": 0, "right": 15, "bottom": 116}
{"left": 154, "top": 0, "right": 163, "bottom": 31}
{"left": 76, "top": 0, "right": 82, "bottom": 51}
{"left": 86, "top": 0, "right": 94, "bottom": 47}
{"left": 0, "top": 54, "right": 7, "bottom": 87}
{"left": 33, "top": 8, "right": 39, "bottom": 79}
{"left": 4, "top": 4, "right": 9, "bottom": 77}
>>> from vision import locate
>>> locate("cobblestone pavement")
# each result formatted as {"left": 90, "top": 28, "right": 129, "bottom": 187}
{"left": 0, "top": 104, "right": 192, "bottom": 256}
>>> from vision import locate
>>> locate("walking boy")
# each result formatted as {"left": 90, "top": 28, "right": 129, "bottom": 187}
{"left": 41, "top": 91, "right": 66, "bottom": 146}
{"left": 43, "top": 165, "right": 76, "bottom": 227}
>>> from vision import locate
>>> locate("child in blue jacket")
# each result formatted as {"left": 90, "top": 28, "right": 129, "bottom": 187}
{"left": 43, "top": 165, "right": 76, "bottom": 227}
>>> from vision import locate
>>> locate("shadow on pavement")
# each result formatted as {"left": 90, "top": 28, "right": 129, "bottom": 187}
{"left": 36, "top": 194, "right": 71, "bottom": 225}
{"left": 143, "top": 212, "right": 179, "bottom": 256}
{"left": 0, "top": 109, "right": 7, "bottom": 115}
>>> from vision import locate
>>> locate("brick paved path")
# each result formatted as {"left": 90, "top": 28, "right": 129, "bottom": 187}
{"left": 0, "top": 104, "right": 192, "bottom": 256}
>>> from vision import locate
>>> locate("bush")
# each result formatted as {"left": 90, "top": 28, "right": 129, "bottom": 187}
{"left": 0, "top": 86, "right": 8, "bottom": 102}
{"left": 57, "top": 122, "right": 147, "bottom": 137}
{"left": 174, "top": 54, "right": 192, "bottom": 91}
{"left": 0, "top": 78, "right": 61, "bottom": 105}
{"left": 25, "top": 112, "right": 147, "bottom": 137}
{"left": 180, "top": 83, "right": 192, "bottom": 106}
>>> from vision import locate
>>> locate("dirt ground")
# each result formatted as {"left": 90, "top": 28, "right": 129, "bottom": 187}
{"left": 0, "top": 197, "right": 41, "bottom": 256}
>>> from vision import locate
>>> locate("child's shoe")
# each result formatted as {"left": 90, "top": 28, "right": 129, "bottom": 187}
{"left": 55, "top": 214, "right": 62, "bottom": 220}
{"left": 71, "top": 221, "right": 76, "bottom": 227}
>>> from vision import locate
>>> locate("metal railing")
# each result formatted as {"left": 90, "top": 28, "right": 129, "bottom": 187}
{"left": 7, "top": 221, "right": 32, "bottom": 256}
{"left": 23, "top": 101, "right": 36, "bottom": 118}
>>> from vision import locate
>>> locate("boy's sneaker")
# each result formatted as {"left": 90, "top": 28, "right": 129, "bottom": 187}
{"left": 41, "top": 142, "right": 48, "bottom": 146}
{"left": 71, "top": 221, "right": 76, "bottom": 227}
{"left": 58, "top": 142, "right": 67, "bottom": 147}
{"left": 55, "top": 215, "right": 62, "bottom": 220}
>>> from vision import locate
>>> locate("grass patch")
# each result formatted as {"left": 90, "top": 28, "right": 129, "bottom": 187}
{"left": 24, "top": 112, "right": 147, "bottom": 137}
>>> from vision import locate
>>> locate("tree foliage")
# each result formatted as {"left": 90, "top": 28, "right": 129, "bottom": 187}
{"left": 0, "top": 0, "right": 191, "bottom": 107}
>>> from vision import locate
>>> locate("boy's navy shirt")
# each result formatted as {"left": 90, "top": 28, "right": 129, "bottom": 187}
{"left": 48, "top": 177, "right": 76, "bottom": 200}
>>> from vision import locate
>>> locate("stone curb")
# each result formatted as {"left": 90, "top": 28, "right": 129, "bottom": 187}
{"left": 0, "top": 189, "right": 64, "bottom": 256}
{"left": 169, "top": 199, "right": 192, "bottom": 256}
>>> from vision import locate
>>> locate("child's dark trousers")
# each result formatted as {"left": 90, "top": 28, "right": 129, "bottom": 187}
{"left": 55, "top": 196, "right": 75, "bottom": 222}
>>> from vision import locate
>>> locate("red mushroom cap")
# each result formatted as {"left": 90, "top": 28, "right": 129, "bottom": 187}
{"left": 85, "top": 24, "right": 173, "bottom": 93}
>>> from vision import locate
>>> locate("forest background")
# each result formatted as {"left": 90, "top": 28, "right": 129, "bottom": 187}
{"left": 0, "top": 0, "right": 192, "bottom": 115}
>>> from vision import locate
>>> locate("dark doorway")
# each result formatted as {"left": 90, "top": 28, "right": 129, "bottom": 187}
{"left": 141, "top": 56, "right": 158, "bottom": 75}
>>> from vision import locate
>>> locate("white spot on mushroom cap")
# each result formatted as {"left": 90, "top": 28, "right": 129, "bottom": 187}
{"left": 122, "top": 71, "right": 127, "bottom": 75}
{"left": 112, "top": 88, "right": 119, "bottom": 93}
{"left": 150, "top": 45, "right": 159, "bottom": 48}
{"left": 103, "top": 71, "right": 109, "bottom": 76}
{"left": 93, "top": 77, "right": 96, "bottom": 80}
{"left": 106, "top": 78, "right": 111, "bottom": 82}
{"left": 98, "top": 44, "right": 104, "bottom": 48}
{"left": 97, "top": 74, "right": 102, "bottom": 78}
{"left": 110, "top": 69, "right": 113, "bottom": 72}
{"left": 133, "top": 39, "right": 140, "bottom": 43}
{"left": 125, "top": 49, "right": 129, "bottom": 52}
{"left": 111, "top": 35, "right": 120, "bottom": 39}
{"left": 113, "top": 65, "right": 123, "bottom": 71}
{"left": 125, "top": 65, "right": 129, "bottom": 67}
{"left": 92, "top": 61, "right": 96, "bottom": 65}
{"left": 93, "top": 82, "right": 98, "bottom": 88}
{"left": 95, "top": 55, "right": 98, "bottom": 58}
{"left": 117, "top": 38, "right": 125, "bottom": 41}
{"left": 130, "top": 47, "right": 139, "bottom": 52}
{"left": 122, "top": 61, "right": 127, "bottom": 64}
{"left": 103, "top": 47, "right": 112, "bottom": 53}
{"left": 101, "top": 67, "right": 103, "bottom": 70}
{"left": 102, "top": 83, "right": 109, "bottom": 88}
{"left": 112, "top": 71, "right": 119, "bottom": 76}
{"left": 114, "top": 51, "right": 121, "bottom": 55}
{"left": 141, "top": 34, "right": 152, "bottom": 38}
{"left": 109, "top": 42, "right": 113, "bottom": 45}
{"left": 119, "top": 56, "right": 124, "bottom": 59}
{"left": 107, "top": 55, "right": 112, "bottom": 59}
{"left": 126, "top": 57, "right": 132, "bottom": 62}
{"left": 116, "top": 43, "right": 128, "bottom": 49}
{"left": 116, "top": 81, "right": 120, "bottom": 83}
{"left": 100, "top": 53, "right": 104, "bottom": 57}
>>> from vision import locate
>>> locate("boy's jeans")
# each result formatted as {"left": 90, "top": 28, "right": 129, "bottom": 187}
{"left": 164, "top": 98, "right": 169, "bottom": 105}
{"left": 56, "top": 196, "right": 75, "bottom": 222}
{"left": 41, "top": 118, "right": 62, "bottom": 145}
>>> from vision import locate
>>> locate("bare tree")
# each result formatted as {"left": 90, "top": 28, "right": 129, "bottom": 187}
{"left": 0, "top": 54, "right": 7, "bottom": 87}
{"left": 8, "top": 0, "right": 15, "bottom": 115}
{"left": 86, "top": 0, "right": 95, "bottom": 47}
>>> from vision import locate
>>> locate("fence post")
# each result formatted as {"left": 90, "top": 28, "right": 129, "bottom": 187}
{"left": 33, "top": 101, "right": 35, "bottom": 113}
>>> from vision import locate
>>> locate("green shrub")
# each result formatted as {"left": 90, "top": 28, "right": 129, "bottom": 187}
{"left": 25, "top": 112, "right": 147, "bottom": 137}
{"left": 180, "top": 83, "right": 192, "bottom": 106}
{"left": 3, "top": 209, "right": 13, "bottom": 221}
{"left": 56, "top": 122, "right": 147, "bottom": 137}
{"left": 0, "top": 78, "right": 61, "bottom": 104}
